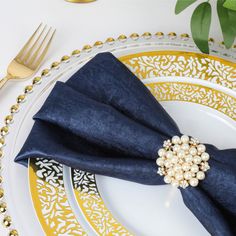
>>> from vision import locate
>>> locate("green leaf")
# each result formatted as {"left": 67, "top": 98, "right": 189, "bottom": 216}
{"left": 223, "top": 0, "right": 236, "bottom": 11}
{"left": 228, "top": 9, "right": 236, "bottom": 35}
{"left": 175, "top": 0, "right": 197, "bottom": 14}
{"left": 217, "top": 0, "right": 235, "bottom": 48}
{"left": 191, "top": 2, "right": 212, "bottom": 54}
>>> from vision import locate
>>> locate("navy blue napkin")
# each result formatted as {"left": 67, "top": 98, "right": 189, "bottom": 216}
{"left": 15, "top": 52, "right": 236, "bottom": 236}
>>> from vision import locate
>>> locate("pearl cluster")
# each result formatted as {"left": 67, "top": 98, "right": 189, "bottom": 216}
{"left": 156, "top": 135, "right": 210, "bottom": 188}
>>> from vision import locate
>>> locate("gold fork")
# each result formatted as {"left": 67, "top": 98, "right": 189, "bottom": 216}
{"left": 0, "top": 23, "right": 56, "bottom": 89}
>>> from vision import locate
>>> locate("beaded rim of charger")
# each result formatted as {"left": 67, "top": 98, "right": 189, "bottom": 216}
{"left": 156, "top": 135, "right": 210, "bottom": 188}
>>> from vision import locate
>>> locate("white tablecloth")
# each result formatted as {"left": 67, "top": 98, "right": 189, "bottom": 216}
{"left": 0, "top": 0, "right": 222, "bottom": 235}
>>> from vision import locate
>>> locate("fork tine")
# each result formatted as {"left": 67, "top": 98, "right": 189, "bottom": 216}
{"left": 30, "top": 29, "right": 56, "bottom": 70}
{"left": 21, "top": 25, "right": 47, "bottom": 63}
{"left": 16, "top": 23, "right": 43, "bottom": 60}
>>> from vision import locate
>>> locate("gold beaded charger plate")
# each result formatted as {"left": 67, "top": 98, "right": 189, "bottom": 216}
{"left": 1, "top": 33, "right": 236, "bottom": 236}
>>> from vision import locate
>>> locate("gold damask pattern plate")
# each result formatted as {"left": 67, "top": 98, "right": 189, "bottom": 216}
{"left": 29, "top": 49, "right": 236, "bottom": 235}
{"left": 121, "top": 51, "right": 236, "bottom": 90}
{"left": 29, "top": 159, "right": 87, "bottom": 235}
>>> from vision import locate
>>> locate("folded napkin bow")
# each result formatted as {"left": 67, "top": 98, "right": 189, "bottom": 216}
{"left": 15, "top": 52, "right": 236, "bottom": 236}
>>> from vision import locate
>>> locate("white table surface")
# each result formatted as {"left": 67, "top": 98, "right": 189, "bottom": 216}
{"left": 0, "top": 0, "right": 224, "bottom": 235}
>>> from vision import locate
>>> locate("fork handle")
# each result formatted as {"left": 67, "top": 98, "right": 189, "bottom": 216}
{"left": 0, "top": 75, "right": 10, "bottom": 89}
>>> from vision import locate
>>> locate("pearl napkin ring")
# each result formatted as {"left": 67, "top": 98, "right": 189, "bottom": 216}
{"left": 156, "top": 135, "right": 210, "bottom": 188}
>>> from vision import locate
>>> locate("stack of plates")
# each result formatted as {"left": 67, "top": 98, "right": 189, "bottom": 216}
{"left": 2, "top": 32, "right": 236, "bottom": 235}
